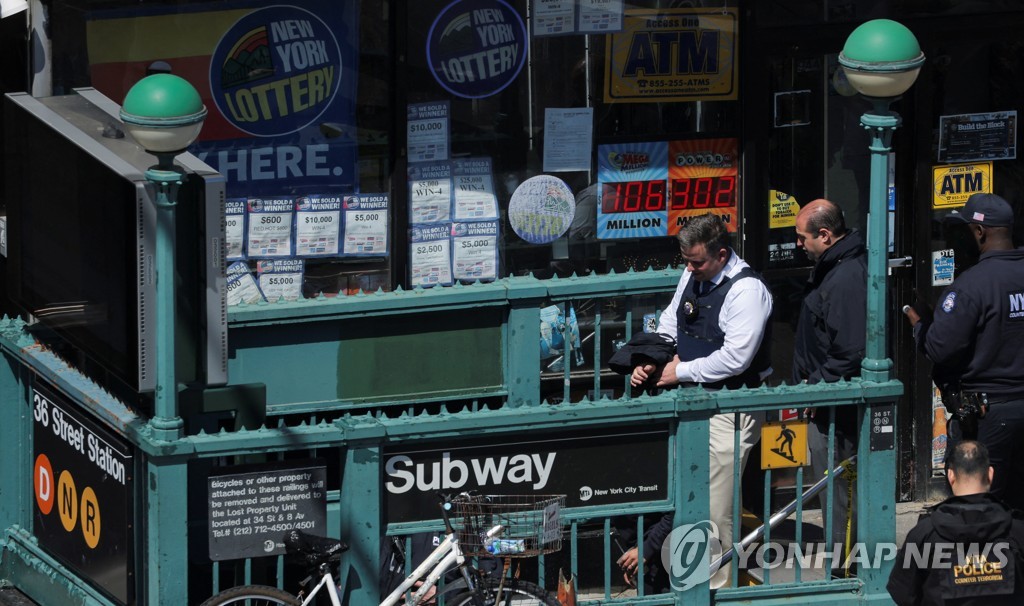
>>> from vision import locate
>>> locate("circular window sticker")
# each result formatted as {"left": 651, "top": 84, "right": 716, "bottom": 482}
{"left": 508, "top": 175, "right": 575, "bottom": 244}
{"left": 210, "top": 6, "right": 342, "bottom": 137}
{"left": 426, "top": 0, "right": 527, "bottom": 99}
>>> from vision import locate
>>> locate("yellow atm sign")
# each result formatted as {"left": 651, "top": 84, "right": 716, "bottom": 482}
{"left": 605, "top": 8, "right": 738, "bottom": 103}
{"left": 933, "top": 162, "right": 992, "bottom": 209}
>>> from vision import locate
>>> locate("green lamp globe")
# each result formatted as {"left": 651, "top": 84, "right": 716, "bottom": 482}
{"left": 120, "top": 74, "right": 208, "bottom": 154}
{"left": 839, "top": 19, "right": 925, "bottom": 98}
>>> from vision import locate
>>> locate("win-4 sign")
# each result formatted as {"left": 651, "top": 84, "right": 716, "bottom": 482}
{"left": 761, "top": 420, "right": 808, "bottom": 469}
{"left": 933, "top": 163, "right": 992, "bottom": 209}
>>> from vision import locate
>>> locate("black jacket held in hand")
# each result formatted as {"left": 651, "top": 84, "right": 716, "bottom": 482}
{"left": 607, "top": 333, "right": 676, "bottom": 376}
{"left": 791, "top": 229, "right": 867, "bottom": 385}
{"left": 887, "top": 493, "right": 1024, "bottom": 605}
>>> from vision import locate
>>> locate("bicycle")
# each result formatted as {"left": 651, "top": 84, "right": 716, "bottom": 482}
{"left": 201, "top": 493, "right": 565, "bottom": 606}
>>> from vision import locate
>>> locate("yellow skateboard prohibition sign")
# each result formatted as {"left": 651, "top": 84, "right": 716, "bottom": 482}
{"left": 760, "top": 420, "right": 808, "bottom": 469}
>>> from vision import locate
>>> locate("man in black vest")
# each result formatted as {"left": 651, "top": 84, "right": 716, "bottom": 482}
{"left": 618, "top": 213, "right": 773, "bottom": 588}
{"left": 888, "top": 440, "right": 1024, "bottom": 605}
{"left": 792, "top": 198, "right": 867, "bottom": 574}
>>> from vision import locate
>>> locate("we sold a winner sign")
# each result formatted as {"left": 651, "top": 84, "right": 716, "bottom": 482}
{"left": 385, "top": 427, "right": 668, "bottom": 524}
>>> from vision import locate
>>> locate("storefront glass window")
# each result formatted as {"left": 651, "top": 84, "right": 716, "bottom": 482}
{"left": 37, "top": 0, "right": 740, "bottom": 296}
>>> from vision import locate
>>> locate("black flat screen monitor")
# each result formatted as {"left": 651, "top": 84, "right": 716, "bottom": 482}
{"left": 3, "top": 89, "right": 227, "bottom": 396}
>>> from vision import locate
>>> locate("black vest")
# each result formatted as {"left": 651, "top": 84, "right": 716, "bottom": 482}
{"left": 676, "top": 267, "right": 772, "bottom": 390}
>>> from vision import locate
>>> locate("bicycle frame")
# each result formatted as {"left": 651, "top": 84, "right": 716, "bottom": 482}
{"left": 385, "top": 522, "right": 504, "bottom": 606}
{"left": 300, "top": 567, "right": 342, "bottom": 606}
{"left": 299, "top": 523, "right": 503, "bottom": 606}
{"left": 383, "top": 532, "right": 464, "bottom": 606}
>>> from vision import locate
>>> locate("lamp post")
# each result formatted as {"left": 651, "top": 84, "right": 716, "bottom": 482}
{"left": 839, "top": 19, "right": 924, "bottom": 383}
{"left": 120, "top": 74, "right": 207, "bottom": 440}
{"left": 839, "top": 19, "right": 923, "bottom": 598}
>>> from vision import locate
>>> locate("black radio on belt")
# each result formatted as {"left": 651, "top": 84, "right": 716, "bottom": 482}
{"left": 941, "top": 389, "right": 988, "bottom": 439}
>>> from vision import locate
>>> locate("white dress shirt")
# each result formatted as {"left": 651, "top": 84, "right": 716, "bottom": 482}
{"left": 656, "top": 249, "right": 773, "bottom": 384}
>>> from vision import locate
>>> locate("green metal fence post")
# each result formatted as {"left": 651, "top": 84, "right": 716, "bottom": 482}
{"left": 506, "top": 279, "right": 545, "bottom": 408}
{"left": 0, "top": 349, "right": 29, "bottom": 537}
{"left": 340, "top": 443, "right": 382, "bottom": 606}
{"left": 146, "top": 457, "right": 189, "bottom": 603}
{"left": 674, "top": 405, "right": 712, "bottom": 604}
{"left": 857, "top": 401, "right": 897, "bottom": 599}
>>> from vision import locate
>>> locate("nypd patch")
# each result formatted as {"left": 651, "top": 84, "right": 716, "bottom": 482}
{"left": 942, "top": 292, "right": 957, "bottom": 313}
{"left": 1010, "top": 289, "right": 1024, "bottom": 320}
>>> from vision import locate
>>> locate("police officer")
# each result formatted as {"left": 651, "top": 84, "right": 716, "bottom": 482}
{"left": 619, "top": 213, "right": 773, "bottom": 589}
{"left": 904, "top": 193, "right": 1024, "bottom": 510}
{"left": 887, "top": 441, "right": 1024, "bottom": 605}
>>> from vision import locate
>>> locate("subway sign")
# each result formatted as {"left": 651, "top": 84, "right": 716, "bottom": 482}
{"left": 605, "top": 8, "right": 738, "bottom": 103}
{"left": 32, "top": 379, "right": 133, "bottom": 605}
{"left": 384, "top": 426, "right": 669, "bottom": 524}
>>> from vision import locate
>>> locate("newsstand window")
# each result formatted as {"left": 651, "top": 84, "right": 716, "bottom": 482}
{"left": 400, "top": 1, "right": 741, "bottom": 286}
{"left": 36, "top": 0, "right": 740, "bottom": 297}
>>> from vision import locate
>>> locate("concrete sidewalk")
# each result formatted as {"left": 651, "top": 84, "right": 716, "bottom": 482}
{"left": 740, "top": 498, "right": 940, "bottom": 584}
{"left": 0, "top": 588, "right": 36, "bottom": 606}
{"left": 895, "top": 499, "right": 940, "bottom": 544}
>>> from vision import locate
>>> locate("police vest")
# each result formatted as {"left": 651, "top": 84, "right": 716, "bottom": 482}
{"left": 676, "top": 267, "right": 772, "bottom": 390}
{"left": 937, "top": 539, "right": 1018, "bottom": 601}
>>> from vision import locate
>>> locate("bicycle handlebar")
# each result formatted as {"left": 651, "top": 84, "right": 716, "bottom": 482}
{"left": 436, "top": 491, "right": 475, "bottom": 534}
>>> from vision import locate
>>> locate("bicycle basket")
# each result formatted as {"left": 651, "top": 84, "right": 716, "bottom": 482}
{"left": 451, "top": 494, "right": 565, "bottom": 558}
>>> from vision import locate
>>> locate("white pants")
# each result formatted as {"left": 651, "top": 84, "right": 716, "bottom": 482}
{"left": 708, "top": 411, "right": 762, "bottom": 588}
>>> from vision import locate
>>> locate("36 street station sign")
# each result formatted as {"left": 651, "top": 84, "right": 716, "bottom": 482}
{"left": 32, "top": 378, "right": 133, "bottom": 605}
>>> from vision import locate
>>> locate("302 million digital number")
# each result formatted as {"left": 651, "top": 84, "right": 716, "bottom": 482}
{"left": 670, "top": 176, "right": 736, "bottom": 210}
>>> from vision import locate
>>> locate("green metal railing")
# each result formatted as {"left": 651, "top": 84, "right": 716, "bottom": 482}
{"left": 0, "top": 269, "right": 901, "bottom": 606}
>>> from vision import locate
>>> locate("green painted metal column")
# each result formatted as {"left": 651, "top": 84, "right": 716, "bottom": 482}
{"left": 0, "top": 345, "right": 30, "bottom": 537}
{"left": 857, "top": 398, "right": 897, "bottom": 601}
{"left": 146, "top": 457, "right": 189, "bottom": 604}
{"left": 859, "top": 107, "right": 899, "bottom": 384}
{"left": 506, "top": 279, "right": 546, "bottom": 408}
{"left": 148, "top": 173, "right": 186, "bottom": 440}
{"left": 340, "top": 441, "right": 382, "bottom": 606}
{"left": 857, "top": 108, "right": 900, "bottom": 601}
{"left": 673, "top": 400, "right": 713, "bottom": 604}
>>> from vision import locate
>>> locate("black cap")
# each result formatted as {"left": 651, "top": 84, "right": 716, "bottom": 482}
{"left": 946, "top": 193, "right": 1015, "bottom": 227}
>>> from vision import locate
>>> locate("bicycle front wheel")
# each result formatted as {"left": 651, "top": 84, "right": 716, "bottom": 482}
{"left": 449, "top": 579, "right": 561, "bottom": 606}
{"left": 200, "top": 584, "right": 301, "bottom": 606}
